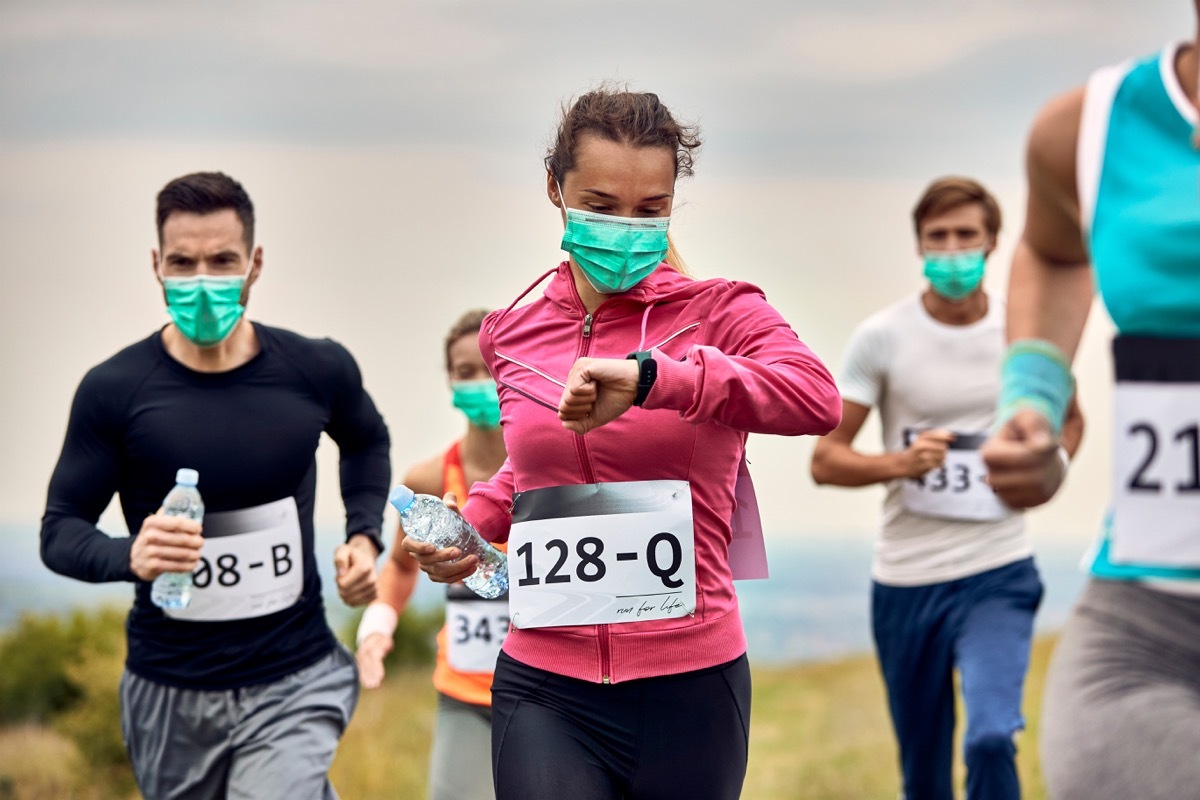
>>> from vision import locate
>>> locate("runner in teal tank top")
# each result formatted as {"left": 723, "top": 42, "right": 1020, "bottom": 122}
{"left": 982, "top": 18, "right": 1200, "bottom": 799}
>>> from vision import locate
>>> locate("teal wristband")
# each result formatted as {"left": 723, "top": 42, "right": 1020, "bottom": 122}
{"left": 996, "top": 339, "right": 1074, "bottom": 434}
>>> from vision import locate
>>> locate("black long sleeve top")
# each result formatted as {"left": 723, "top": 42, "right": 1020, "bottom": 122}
{"left": 40, "top": 323, "right": 390, "bottom": 689}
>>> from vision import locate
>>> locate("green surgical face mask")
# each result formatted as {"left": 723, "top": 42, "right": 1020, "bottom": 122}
{"left": 451, "top": 380, "right": 501, "bottom": 429}
{"left": 923, "top": 249, "right": 986, "bottom": 302}
{"left": 162, "top": 274, "right": 247, "bottom": 347}
{"left": 558, "top": 187, "right": 670, "bottom": 294}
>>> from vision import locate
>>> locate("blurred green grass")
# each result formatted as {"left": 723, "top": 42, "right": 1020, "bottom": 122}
{"left": 0, "top": 621, "right": 1054, "bottom": 799}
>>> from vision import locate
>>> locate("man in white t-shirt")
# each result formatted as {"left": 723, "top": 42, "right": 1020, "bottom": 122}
{"left": 811, "top": 176, "right": 1083, "bottom": 800}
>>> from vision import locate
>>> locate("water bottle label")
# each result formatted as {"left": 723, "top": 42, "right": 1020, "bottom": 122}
{"left": 900, "top": 429, "right": 1011, "bottom": 522}
{"left": 508, "top": 480, "right": 695, "bottom": 629}
{"left": 164, "top": 497, "right": 303, "bottom": 622}
{"left": 446, "top": 598, "right": 509, "bottom": 672}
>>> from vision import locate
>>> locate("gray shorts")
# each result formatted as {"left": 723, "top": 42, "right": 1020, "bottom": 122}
{"left": 1040, "top": 579, "right": 1200, "bottom": 800}
{"left": 120, "top": 645, "right": 359, "bottom": 800}
{"left": 428, "top": 692, "right": 493, "bottom": 800}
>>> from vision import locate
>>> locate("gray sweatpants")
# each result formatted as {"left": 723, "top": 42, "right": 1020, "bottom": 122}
{"left": 120, "top": 645, "right": 359, "bottom": 800}
{"left": 428, "top": 693, "right": 494, "bottom": 800}
{"left": 1040, "top": 579, "right": 1200, "bottom": 800}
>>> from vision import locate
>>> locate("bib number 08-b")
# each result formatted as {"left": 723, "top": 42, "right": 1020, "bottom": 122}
{"left": 165, "top": 497, "right": 304, "bottom": 622}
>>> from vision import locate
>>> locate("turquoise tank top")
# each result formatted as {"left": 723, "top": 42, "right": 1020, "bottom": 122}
{"left": 1080, "top": 43, "right": 1200, "bottom": 580}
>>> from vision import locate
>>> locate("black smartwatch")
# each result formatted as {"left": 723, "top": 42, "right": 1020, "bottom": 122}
{"left": 626, "top": 350, "right": 658, "bottom": 407}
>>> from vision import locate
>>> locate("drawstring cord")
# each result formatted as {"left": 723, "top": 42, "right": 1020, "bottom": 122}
{"left": 637, "top": 303, "right": 655, "bottom": 352}
{"left": 487, "top": 265, "right": 562, "bottom": 336}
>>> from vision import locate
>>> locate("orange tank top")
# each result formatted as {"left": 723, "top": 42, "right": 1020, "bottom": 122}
{"left": 431, "top": 441, "right": 506, "bottom": 706}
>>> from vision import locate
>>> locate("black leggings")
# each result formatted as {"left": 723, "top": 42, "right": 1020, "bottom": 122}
{"left": 490, "top": 650, "right": 751, "bottom": 800}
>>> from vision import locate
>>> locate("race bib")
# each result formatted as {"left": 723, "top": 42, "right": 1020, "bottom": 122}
{"left": 508, "top": 481, "right": 695, "bottom": 629}
{"left": 1111, "top": 383, "right": 1200, "bottom": 566}
{"left": 166, "top": 497, "right": 303, "bottom": 622}
{"left": 445, "top": 585, "right": 509, "bottom": 673}
{"left": 900, "top": 430, "right": 1009, "bottom": 522}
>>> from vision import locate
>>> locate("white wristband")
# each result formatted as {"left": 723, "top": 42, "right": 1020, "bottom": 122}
{"left": 356, "top": 602, "right": 399, "bottom": 647}
{"left": 1057, "top": 445, "right": 1071, "bottom": 474}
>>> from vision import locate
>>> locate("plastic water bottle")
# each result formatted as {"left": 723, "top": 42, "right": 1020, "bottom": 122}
{"left": 151, "top": 468, "right": 205, "bottom": 610}
{"left": 388, "top": 485, "right": 508, "bottom": 599}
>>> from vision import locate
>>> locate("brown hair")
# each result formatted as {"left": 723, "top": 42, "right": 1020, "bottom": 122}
{"left": 156, "top": 172, "right": 255, "bottom": 251}
{"left": 444, "top": 308, "right": 490, "bottom": 371}
{"left": 546, "top": 86, "right": 701, "bottom": 274}
{"left": 911, "top": 176, "right": 1001, "bottom": 239}
{"left": 545, "top": 86, "right": 702, "bottom": 183}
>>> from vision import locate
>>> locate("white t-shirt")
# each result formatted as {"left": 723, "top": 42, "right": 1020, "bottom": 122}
{"left": 839, "top": 292, "right": 1029, "bottom": 586}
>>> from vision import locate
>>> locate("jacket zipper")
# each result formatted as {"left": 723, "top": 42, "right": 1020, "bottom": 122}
{"left": 573, "top": 312, "right": 597, "bottom": 484}
{"left": 574, "top": 311, "right": 610, "bottom": 682}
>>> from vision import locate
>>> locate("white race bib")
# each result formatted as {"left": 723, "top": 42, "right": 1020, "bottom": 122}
{"left": 1111, "top": 383, "right": 1200, "bottom": 567}
{"left": 166, "top": 497, "right": 304, "bottom": 622}
{"left": 508, "top": 481, "right": 695, "bottom": 629}
{"left": 445, "top": 588, "right": 509, "bottom": 673}
{"left": 900, "top": 430, "right": 1009, "bottom": 522}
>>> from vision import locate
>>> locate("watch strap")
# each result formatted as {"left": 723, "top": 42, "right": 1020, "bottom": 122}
{"left": 626, "top": 351, "right": 657, "bottom": 407}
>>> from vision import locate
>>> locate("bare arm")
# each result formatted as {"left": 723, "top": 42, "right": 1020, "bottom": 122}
{"left": 811, "top": 400, "right": 952, "bottom": 487}
{"left": 1061, "top": 393, "right": 1085, "bottom": 459}
{"left": 1007, "top": 86, "right": 1094, "bottom": 354}
{"left": 984, "top": 87, "right": 1093, "bottom": 508}
{"left": 355, "top": 454, "right": 442, "bottom": 688}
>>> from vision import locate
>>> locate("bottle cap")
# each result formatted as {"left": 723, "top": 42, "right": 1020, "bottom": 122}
{"left": 388, "top": 485, "right": 416, "bottom": 513}
{"left": 175, "top": 468, "right": 199, "bottom": 486}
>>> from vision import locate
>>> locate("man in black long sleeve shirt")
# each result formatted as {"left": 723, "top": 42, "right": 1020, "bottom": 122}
{"left": 40, "top": 171, "right": 390, "bottom": 799}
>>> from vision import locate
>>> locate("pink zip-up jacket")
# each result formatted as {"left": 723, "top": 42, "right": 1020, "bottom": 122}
{"left": 462, "top": 262, "right": 841, "bottom": 683}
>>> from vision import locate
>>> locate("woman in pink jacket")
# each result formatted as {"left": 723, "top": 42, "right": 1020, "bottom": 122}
{"left": 404, "top": 87, "right": 841, "bottom": 800}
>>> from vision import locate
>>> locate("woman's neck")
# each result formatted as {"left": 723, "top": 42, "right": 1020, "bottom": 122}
{"left": 460, "top": 424, "right": 507, "bottom": 482}
{"left": 567, "top": 258, "right": 608, "bottom": 314}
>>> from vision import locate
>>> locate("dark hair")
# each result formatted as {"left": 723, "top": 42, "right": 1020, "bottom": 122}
{"left": 444, "top": 308, "right": 490, "bottom": 372}
{"left": 544, "top": 86, "right": 702, "bottom": 183}
{"left": 912, "top": 176, "right": 1002, "bottom": 239}
{"left": 156, "top": 172, "right": 255, "bottom": 251}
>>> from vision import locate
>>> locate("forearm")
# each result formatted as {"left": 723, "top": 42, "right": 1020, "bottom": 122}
{"left": 648, "top": 343, "right": 842, "bottom": 436}
{"left": 40, "top": 514, "right": 137, "bottom": 583}
{"left": 1060, "top": 395, "right": 1085, "bottom": 457}
{"left": 339, "top": 437, "right": 391, "bottom": 549}
{"left": 811, "top": 442, "right": 907, "bottom": 487}
{"left": 462, "top": 458, "right": 515, "bottom": 544}
{"left": 1007, "top": 242, "right": 1093, "bottom": 359}
{"left": 375, "top": 548, "right": 419, "bottom": 614}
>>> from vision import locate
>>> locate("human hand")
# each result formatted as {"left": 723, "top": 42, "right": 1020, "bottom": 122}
{"left": 982, "top": 409, "right": 1065, "bottom": 508}
{"left": 335, "top": 534, "right": 380, "bottom": 607}
{"left": 130, "top": 512, "right": 204, "bottom": 581}
{"left": 558, "top": 357, "right": 639, "bottom": 435}
{"left": 399, "top": 492, "right": 478, "bottom": 584}
{"left": 900, "top": 429, "right": 955, "bottom": 479}
{"left": 356, "top": 632, "right": 393, "bottom": 689}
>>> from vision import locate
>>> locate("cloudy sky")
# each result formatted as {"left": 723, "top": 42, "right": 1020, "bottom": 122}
{"left": 1, "top": 0, "right": 1193, "bottom": 549}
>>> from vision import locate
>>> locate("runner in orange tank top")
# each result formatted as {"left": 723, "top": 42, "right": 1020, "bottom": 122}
{"left": 356, "top": 308, "right": 507, "bottom": 800}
